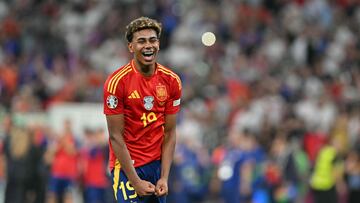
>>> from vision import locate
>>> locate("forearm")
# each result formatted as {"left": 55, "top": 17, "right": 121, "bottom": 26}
{"left": 110, "top": 133, "right": 141, "bottom": 185}
{"left": 160, "top": 129, "right": 176, "bottom": 180}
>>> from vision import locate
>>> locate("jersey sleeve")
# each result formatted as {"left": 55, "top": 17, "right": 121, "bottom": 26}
{"left": 165, "top": 75, "right": 182, "bottom": 114}
{"left": 103, "top": 75, "right": 124, "bottom": 115}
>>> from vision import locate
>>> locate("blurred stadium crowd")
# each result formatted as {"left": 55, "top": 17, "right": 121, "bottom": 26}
{"left": 0, "top": 0, "right": 360, "bottom": 203}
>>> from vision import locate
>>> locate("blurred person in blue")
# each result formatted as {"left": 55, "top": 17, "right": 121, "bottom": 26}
{"left": 344, "top": 149, "right": 360, "bottom": 203}
{"left": 168, "top": 137, "right": 210, "bottom": 203}
{"left": 265, "top": 133, "right": 310, "bottom": 203}
{"left": 215, "top": 130, "right": 244, "bottom": 203}
{"left": 217, "top": 129, "right": 267, "bottom": 203}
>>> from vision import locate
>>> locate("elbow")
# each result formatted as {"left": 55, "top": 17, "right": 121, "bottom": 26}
{"left": 165, "top": 130, "right": 176, "bottom": 146}
{"left": 109, "top": 133, "right": 116, "bottom": 141}
{"left": 108, "top": 130, "right": 124, "bottom": 145}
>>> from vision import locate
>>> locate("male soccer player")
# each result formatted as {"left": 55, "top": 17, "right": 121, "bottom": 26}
{"left": 103, "top": 17, "right": 182, "bottom": 203}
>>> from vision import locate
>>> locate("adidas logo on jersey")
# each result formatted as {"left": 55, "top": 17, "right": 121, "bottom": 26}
{"left": 128, "top": 90, "right": 140, "bottom": 99}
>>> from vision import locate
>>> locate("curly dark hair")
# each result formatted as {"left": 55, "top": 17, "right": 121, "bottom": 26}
{"left": 125, "top": 17, "right": 162, "bottom": 43}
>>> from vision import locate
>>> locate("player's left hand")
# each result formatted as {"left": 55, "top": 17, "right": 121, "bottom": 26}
{"left": 155, "top": 178, "right": 168, "bottom": 196}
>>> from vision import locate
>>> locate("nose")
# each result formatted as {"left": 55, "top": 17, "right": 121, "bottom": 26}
{"left": 144, "top": 41, "right": 152, "bottom": 48}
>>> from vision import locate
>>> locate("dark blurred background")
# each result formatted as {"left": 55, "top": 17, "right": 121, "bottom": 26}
{"left": 0, "top": 0, "right": 359, "bottom": 203}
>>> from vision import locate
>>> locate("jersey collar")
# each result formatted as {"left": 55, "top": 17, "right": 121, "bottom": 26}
{"left": 131, "top": 59, "right": 158, "bottom": 77}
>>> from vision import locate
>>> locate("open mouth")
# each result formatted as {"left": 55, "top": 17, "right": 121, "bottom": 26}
{"left": 142, "top": 51, "right": 155, "bottom": 61}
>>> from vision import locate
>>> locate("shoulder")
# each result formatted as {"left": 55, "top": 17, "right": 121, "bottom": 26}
{"left": 157, "top": 63, "right": 182, "bottom": 90}
{"left": 157, "top": 63, "right": 179, "bottom": 77}
{"left": 104, "top": 63, "right": 133, "bottom": 94}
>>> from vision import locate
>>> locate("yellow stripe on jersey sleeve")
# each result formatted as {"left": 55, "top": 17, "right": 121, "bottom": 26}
{"left": 158, "top": 65, "right": 181, "bottom": 82}
{"left": 110, "top": 68, "right": 132, "bottom": 94}
{"left": 158, "top": 66, "right": 182, "bottom": 90}
{"left": 107, "top": 65, "right": 131, "bottom": 93}
{"left": 112, "top": 160, "right": 121, "bottom": 200}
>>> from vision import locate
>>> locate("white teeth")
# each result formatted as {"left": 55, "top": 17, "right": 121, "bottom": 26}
{"left": 143, "top": 51, "right": 154, "bottom": 56}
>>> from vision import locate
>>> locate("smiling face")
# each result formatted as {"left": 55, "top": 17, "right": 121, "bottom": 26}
{"left": 128, "top": 29, "right": 160, "bottom": 70}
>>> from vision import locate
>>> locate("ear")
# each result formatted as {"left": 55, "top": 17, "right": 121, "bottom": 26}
{"left": 128, "top": 42, "right": 134, "bottom": 53}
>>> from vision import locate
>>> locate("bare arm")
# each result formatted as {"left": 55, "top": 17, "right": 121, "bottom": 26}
{"left": 161, "top": 114, "right": 177, "bottom": 180}
{"left": 155, "top": 113, "right": 177, "bottom": 196}
{"left": 106, "top": 114, "right": 155, "bottom": 196}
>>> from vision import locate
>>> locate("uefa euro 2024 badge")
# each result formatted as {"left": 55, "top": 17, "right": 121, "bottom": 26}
{"left": 107, "top": 95, "right": 118, "bottom": 109}
{"left": 144, "top": 96, "right": 154, "bottom": 111}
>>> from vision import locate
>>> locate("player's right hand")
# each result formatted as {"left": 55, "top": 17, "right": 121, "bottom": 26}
{"left": 133, "top": 180, "right": 156, "bottom": 196}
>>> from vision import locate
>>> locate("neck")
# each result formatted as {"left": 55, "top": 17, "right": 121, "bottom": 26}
{"left": 134, "top": 60, "right": 155, "bottom": 77}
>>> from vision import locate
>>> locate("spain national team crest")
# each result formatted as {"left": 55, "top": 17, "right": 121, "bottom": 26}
{"left": 144, "top": 96, "right": 154, "bottom": 111}
{"left": 156, "top": 85, "right": 167, "bottom": 102}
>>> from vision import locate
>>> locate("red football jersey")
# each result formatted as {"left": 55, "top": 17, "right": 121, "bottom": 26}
{"left": 51, "top": 134, "right": 79, "bottom": 179}
{"left": 103, "top": 60, "right": 182, "bottom": 170}
{"left": 81, "top": 148, "right": 108, "bottom": 187}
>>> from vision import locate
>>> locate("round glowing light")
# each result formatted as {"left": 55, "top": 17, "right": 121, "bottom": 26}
{"left": 201, "top": 32, "right": 216, "bottom": 46}
{"left": 217, "top": 165, "right": 233, "bottom": 180}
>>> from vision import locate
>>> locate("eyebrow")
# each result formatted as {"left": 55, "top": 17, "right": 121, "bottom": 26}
{"left": 135, "top": 35, "right": 158, "bottom": 40}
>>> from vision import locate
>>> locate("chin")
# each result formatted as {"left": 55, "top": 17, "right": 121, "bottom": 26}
{"left": 142, "top": 59, "right": 156, "bottom": 65}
